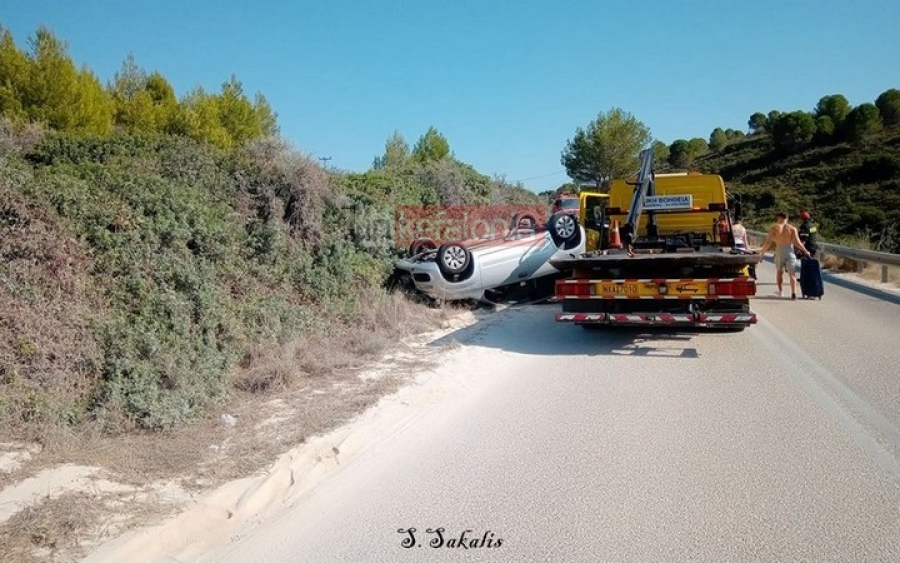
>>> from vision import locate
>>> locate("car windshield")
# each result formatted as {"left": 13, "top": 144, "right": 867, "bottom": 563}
{"left": 558, "top": 198, "right": 579, "bottom": 209}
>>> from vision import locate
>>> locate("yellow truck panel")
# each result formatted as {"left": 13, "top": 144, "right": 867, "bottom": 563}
{"left": 578, "top": 191, "right": 610, "bottom": 252}
{"left": 607, "top": 173, "right": 726, "bottom": 236}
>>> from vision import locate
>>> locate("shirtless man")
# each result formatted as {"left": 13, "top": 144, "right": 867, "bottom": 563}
{"left": 758, "top": 212, "right": 811, "bottom": 299}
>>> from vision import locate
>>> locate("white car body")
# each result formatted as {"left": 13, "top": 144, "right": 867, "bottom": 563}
{"left": 395, "top": 224, "right": 586, "bottom": 301}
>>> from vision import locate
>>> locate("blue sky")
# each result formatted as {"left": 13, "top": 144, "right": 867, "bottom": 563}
{"left": 1, "top": 0, "right": 898, "bottom": 192}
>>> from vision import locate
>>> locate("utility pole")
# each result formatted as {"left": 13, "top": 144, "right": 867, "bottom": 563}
{"left": 319, "top": 156, "right": 332, "bottom": 168}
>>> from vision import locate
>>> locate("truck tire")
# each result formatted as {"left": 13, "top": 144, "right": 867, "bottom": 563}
{"left": 526, "top": 274, "right": 557, "bottom": 300}
{"left": 437, "top": 243, "right": 472, "bottom": 277}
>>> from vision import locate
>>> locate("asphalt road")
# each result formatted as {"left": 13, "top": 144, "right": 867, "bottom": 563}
{"left": 196, "top": 261, "right": 900, "bottom": 563}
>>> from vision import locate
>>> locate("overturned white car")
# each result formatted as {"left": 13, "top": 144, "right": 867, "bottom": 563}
{"left": 393, "top": 213, "right": 585, "bottom": 301}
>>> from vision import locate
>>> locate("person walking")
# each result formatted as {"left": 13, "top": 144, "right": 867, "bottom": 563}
{"left": 732, "top": 217, "right": 750, "bottom": 251}
{"left": 758, "top": 212, "right": 811, "bottom": 300}
{"left": 731, "top": 217, "right": 756, "bottom": 279}
{"left": 797, "top": 211, "right": 819, "bottom": 258}
{"left": 731, "top": 218, "right": 756, "bottom": 279}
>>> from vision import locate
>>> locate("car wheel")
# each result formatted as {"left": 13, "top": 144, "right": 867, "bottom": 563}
{"left": 437, "top": 243, "right": 472, "bottom": 277}
{"left": 409, "top": 237, "right": 437, "bottom": 257}
{"left": 512, "top": 213, "right": 537, "bottom": 230}
{"left": 549, "top": 212, "right": 577, "bottom": 240}
{"left": 548, "top": 212, "right": 581, "bottom": 248}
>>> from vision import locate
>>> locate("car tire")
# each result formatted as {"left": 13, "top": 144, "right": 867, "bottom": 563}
{"left": 409, "top": 237, "right": 437, "bottom": 257}
{"left": 512, "top": 213, "right": 538, "bottom": 230}
{"left": 436, "top": 242, "right": 472, "bottom": 277}
{"left": 548, "top": 212, "right": 581, "bottom": 249}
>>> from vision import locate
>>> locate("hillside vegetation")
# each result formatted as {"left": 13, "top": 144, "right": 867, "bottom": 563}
{"left": 0, "top": 25, "right": 541, "bottom": 439}
{"left": 0, "top": 126, "right": 541, "bottom": 438}
{"left": 659, "top": 89, "right": 900, "bottom": 252}
{"left": 693, "top": 129, "right": 900, "bottom": 252}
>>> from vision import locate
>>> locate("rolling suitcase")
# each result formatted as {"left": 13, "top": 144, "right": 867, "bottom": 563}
{"left": 799, "top": 257, "right": 824, "bottom": 299}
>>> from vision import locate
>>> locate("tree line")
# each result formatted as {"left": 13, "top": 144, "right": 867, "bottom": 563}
{"left": 561, "top": 89, "right": 900, "bottom": 190}
{"left": 746, "top": 90, "right": 900, "bottom": 152}
{"left": 0, "top": 25, "right": 277, "bottom": 149}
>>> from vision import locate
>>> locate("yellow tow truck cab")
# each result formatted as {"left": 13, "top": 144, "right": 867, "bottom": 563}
{"left": 578, "top": 191, "right": 611, "bottom": 252}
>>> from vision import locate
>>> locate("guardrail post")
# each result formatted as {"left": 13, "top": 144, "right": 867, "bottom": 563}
{"left": 883, "top": 265, "right": 889, "bottom": 283}
{"left": 857, "top": 260, "right": 865, "bottom": 273}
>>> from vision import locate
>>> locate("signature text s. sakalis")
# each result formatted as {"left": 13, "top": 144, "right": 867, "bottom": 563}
{"left": 397, "top": 527, "right": 503, "bottom": 549}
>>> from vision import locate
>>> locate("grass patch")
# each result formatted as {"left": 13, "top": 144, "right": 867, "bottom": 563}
{"left": 0, "top": 488, "right": 178, "bottom": 563}
{"left": 0, "top": 491, "right": 107, "bottom": 562}
{"left": 234, "top": 288, "right": 449, "bottom": 392}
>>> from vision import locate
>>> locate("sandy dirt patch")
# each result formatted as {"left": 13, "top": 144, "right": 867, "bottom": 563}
{"left": 0, "top": 302, "right": 493, "bottom": 562}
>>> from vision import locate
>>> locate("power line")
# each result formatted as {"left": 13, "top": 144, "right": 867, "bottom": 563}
{"left": 518, "top": 170, "right": 567, "bottom": 182}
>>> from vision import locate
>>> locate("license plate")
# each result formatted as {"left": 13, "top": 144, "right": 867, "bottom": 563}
{"left": 599, "top": 283, "right": 638, "bottom": 295}
{"left": 596, "top": 281, "right": 709, "bottom": 297}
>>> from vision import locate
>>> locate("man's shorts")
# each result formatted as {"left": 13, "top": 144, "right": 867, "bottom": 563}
{"left": 775, "top": 246, "right": 797, "bottom": 272}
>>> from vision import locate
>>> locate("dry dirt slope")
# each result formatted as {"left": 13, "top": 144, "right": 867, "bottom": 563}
{"left": 0, "top": 298, "right": 488, "bottom": 563}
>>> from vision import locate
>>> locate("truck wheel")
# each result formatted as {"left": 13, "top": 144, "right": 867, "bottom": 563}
{"left": 409, "top": 237, "right": 437, "bottom": 257}
{"left": 526, "top": 275, "right": 556, "bottom": 300}
{"left": 437, "top": 243, "right": 472, "bottom": 277}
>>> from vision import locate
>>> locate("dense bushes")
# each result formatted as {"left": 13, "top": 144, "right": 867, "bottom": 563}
{"left": 0, "top": 132, "right": 406, "bottom": 431}
{"left": 1, "top": 125, "right": 544, "bottom": 433}
{"left": 695, "top": 132, "right": 900, "bottom": 253}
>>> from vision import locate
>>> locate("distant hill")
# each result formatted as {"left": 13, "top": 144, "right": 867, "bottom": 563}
{"left": 692, "top": 130, "right": 900, "bottom": 252}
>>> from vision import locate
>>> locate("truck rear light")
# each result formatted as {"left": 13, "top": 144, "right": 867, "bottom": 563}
{"left": 708, "top": 280, "right": 755, "bottom": 296}
{"left": 556, "top": 281, "right": 594, "bottom": 297}
{"left": 605, "top": 207, "right": 623, "bottom": 215}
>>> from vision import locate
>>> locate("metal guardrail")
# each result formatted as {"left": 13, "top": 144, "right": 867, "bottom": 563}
{"left": 747, "top": 229, "right": 900, "bottom": 283}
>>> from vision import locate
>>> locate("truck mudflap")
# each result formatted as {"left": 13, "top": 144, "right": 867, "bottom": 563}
{"left": 556, "top": 312, "right": 757, "bottom": 326}
{"left": 696, "top": 313, "right": 756, "bottom": 325}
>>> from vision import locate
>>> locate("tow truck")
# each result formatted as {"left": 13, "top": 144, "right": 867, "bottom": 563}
{"left": 552, "top": 149, "right": 758, "bottom": 330}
